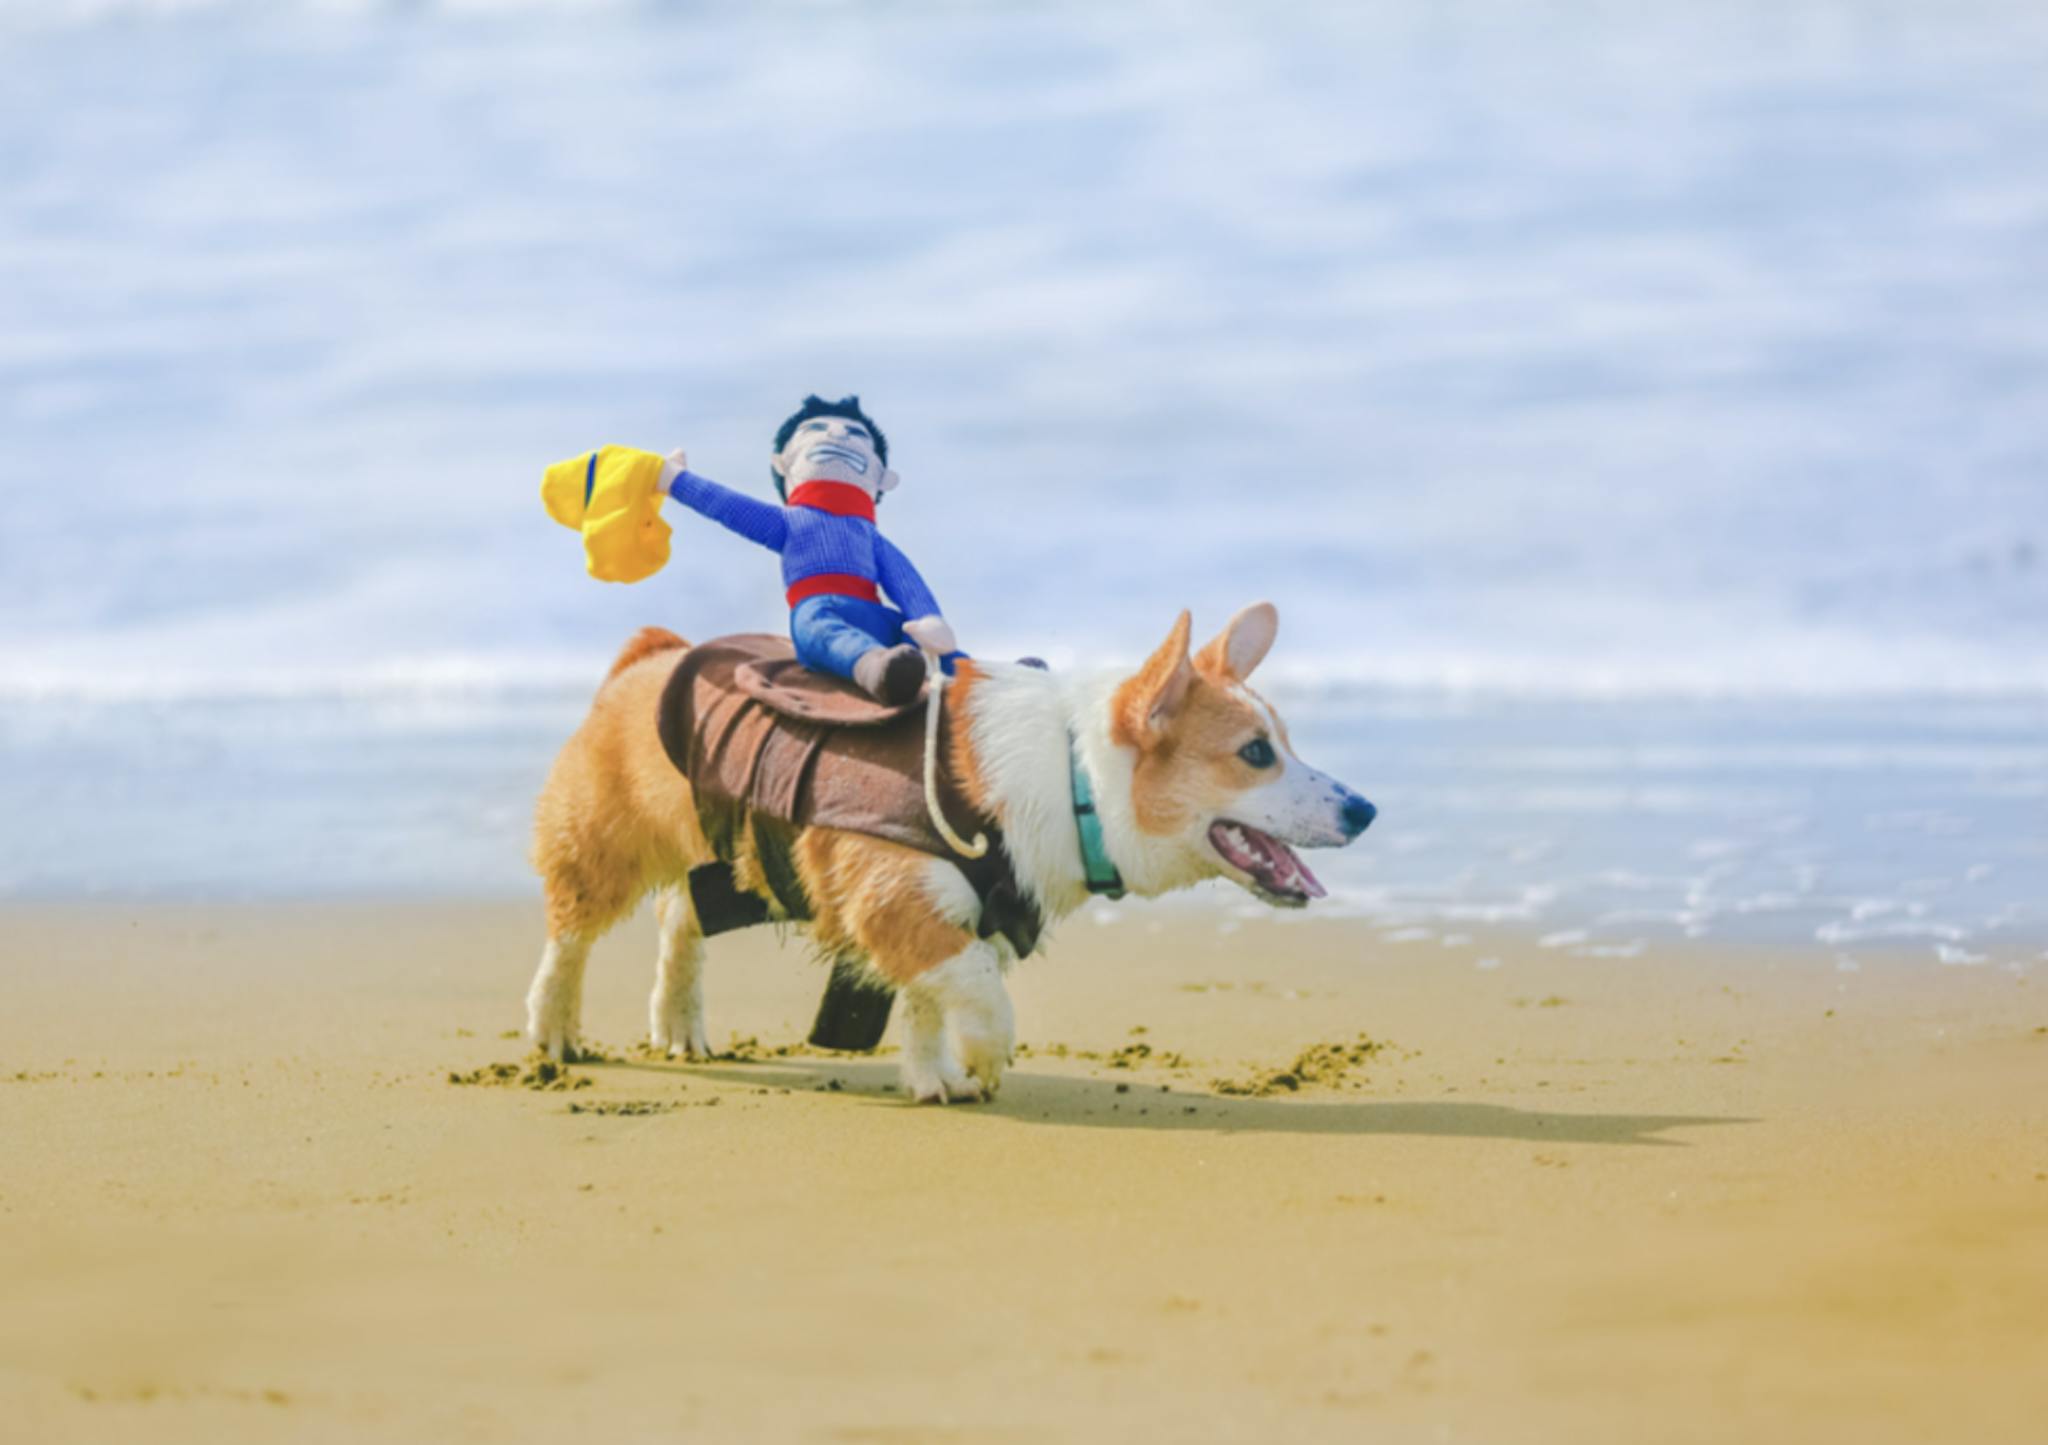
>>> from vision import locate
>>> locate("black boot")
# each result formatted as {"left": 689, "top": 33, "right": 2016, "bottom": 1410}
{"left": 852, "top": 643, "right": 926, "bottom": 706}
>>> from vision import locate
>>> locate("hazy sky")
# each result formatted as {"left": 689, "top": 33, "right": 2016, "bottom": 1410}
{"left": 4, "top": 0, "right": 2045, "bottom": 696}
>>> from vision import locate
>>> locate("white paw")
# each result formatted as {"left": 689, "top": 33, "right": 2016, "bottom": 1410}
{"left": 530, "top": 1024, "right": 568, "bottom": 1063}
{"left": 953, "top": 1050, "right": 1004, "bottom": 1099}
{"left": 528, "top": 999, "right": 572, "bottom": 1062}
{"left": 904, "top": 1058, "right": 982, "bottom": 1105}
{"left": 653, "top": 1015, "right": 711, "bottom": 1060}
{"left": 954, "top": 1024, "right": 1013, "bottom": 1099}
{"left": 942, "top": 1053, "right": 988, "bottom": 1101}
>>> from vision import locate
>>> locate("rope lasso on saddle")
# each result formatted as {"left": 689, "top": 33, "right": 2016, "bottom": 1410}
{"left": 919, "top": 646, "right": 988, "bottom": 859}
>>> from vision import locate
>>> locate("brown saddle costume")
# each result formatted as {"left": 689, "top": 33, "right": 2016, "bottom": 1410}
{"left": 654, "top": 635, "right": 1043, "bottom": 1050}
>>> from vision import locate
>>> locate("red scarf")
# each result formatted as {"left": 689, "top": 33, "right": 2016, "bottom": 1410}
{"left": 787, "top": 480, "right": 876, "bottom": 523}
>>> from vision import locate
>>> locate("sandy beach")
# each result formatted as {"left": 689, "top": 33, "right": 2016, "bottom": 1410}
{"left": 2, "top": 902, "right": 2041, "bottom": 1443}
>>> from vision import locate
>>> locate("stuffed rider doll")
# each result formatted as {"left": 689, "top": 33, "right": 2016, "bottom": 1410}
{"left": 660, "top": 395, "right": 959, "bottom": 705}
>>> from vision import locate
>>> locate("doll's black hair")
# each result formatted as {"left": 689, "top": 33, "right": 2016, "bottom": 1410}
{"left": 770, "top": 394, "right": 888, "bottom": 497}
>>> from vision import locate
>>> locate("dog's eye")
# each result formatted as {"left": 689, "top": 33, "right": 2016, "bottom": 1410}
{"left": 1238, "top": 738, "right": 1277, "bottom": 769}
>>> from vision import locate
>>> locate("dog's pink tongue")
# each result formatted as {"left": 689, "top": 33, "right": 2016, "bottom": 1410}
{"left": 1242, "top": 824, "right": 1327, "bottom": 900}
{"left": 1214, "top": 821, "right": 1329, "bottom": 900}
{"left": 1274, "top": 843, "right": 1328, "bottom": 899}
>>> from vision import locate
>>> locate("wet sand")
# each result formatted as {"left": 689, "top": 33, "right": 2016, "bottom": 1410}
{"left": 1, "top": 902, "right": 2043, "bottom": 1443}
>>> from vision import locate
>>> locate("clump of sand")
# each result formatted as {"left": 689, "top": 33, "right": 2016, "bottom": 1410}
{"left": 1212, "top": 1034, "right": 1387, "bottom": 1096}
{"left": 1103, "top": 1040, "right": 1190, "bottom": 1070}
{"left": 1015, "top": 1038, "right": 1190, "bottom": 1069}
{"left": 644, "top": 1033, "right": 896, "bottom": 1063}
{"left": 447, "top": 1054, "right": 591, "bottom": 1092}
{"left": 718, "top": 1034, "right": 819, "bottom": 1062}
{"left": 566, "top": 1099, "right": 677, "bottom": 1116}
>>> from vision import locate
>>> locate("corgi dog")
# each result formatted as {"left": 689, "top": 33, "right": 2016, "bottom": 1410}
{"left": 525, "top": 602, "right": 1375, "bottom": 1103}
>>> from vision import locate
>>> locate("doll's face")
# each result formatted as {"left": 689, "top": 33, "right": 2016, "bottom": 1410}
{"left": 774, "top": 416, "right": 898, "bottom": 500}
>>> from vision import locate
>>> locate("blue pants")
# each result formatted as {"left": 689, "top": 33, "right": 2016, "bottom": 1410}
{"left": 791, "top": 595, "right": 960, "bottom": 680}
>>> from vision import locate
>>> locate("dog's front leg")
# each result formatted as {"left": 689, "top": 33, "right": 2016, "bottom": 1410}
{"left": 795, "top": 836, "right": 1010, "bottom": 1103}
{"left": 900, "top": 987, "right": 966, "bottom": 1103}
{"left": 901, "top": 941, "right": 1013, "bottom": 1103}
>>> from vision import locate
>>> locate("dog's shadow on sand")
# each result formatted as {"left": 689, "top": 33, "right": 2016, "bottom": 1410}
{"left": 604, "top": 1058, "right": 1750, "bottom": 1147}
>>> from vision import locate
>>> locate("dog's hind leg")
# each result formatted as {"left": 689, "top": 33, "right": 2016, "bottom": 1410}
{"left": 526, "top": 931, "right": 591, "bottom": 1063}
{"left": 650, "top": 886, "right": 710, "bottom": 1059}
{"left": 527, "top": 866, "right": 638, "bottom": 1062}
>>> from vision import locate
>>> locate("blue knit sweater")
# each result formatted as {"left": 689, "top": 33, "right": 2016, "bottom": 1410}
{"left": 668, "top": 470, "right": 941, "bottom": 620}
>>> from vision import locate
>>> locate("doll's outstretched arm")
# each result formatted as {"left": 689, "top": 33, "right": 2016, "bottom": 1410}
{"left": 875, "top": 536, "right": 948, "bottom": 639}
{"left": 663, "top": 451, "right": 788, "bottom": 552}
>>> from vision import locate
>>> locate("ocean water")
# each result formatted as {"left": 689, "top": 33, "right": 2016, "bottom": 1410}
{"left": 1, "top": 2, "right": 2044, "bottom": 959}
{"left": 4, "top": 681, "right": 2043, "bottom": 969}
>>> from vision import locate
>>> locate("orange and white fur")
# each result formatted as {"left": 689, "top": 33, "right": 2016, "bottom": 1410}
{"left": 526, "top": 602, "right": 1374, "bottom": 1103}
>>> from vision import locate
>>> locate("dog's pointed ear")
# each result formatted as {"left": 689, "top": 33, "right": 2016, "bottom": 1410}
{"left": 1195, "top": 601, "right": 1278, "bottom": 683}
{"left": 1115, "top": 610, "right": 1195, "bottom": 746}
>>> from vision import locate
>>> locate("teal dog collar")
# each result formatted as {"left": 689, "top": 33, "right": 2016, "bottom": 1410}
{"left": 1069, "top": 738, "right": 1126, "bottom": 899}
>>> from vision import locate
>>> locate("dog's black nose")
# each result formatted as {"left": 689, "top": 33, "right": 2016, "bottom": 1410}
{"left": 1340, "top": 793, "right": 1377, "bottom": 838}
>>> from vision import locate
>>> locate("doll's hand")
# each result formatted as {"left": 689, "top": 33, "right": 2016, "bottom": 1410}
{"left": 658, "top": 448, "right": 688, "bottom": 491}
{"left": 903, "top": 616, "right": 957, "bottom": 656}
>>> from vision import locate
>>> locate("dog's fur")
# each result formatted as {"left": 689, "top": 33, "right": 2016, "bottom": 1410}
{"left": 526, "top": 603, "right": 1368, "bottom": 1103}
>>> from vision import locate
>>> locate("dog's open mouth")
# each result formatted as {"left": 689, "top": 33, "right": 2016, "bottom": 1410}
{"left": 1208, "top": 820, "right": 1327, "bottom": 906}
